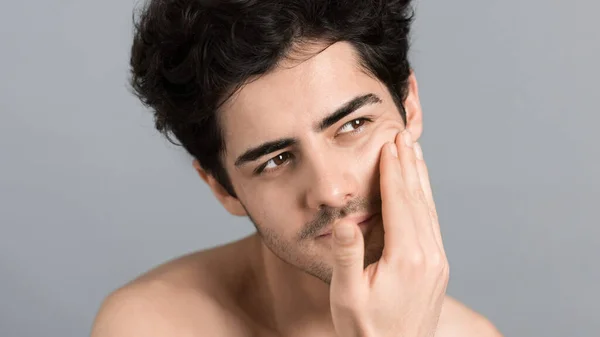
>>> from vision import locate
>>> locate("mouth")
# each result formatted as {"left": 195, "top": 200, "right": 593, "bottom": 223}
{"left": 317, "top": 212, "right": 380, "bottom": 239}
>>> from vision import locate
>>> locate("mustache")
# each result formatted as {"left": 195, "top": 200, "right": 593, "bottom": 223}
{"left": 297, "top": 196, "right": 381, "bottom": 240}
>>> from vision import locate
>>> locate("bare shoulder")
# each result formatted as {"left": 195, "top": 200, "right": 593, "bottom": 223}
{"left": 435, "top": 296, "right": 504, "bottom": 337}
{"left": 90, "top": 279, "right": 242, "bottom": 337}
{"left": 90, "top": 237, "right": 256, "bottom": 337}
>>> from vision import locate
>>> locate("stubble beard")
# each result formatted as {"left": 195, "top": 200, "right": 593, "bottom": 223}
{"left": 252, "top": 215, "right": 385, "bottom": 285}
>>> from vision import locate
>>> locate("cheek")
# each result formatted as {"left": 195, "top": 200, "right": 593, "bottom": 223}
{"left": 238, "top": 184, "right": 299, "bottom": 232}
{"left": 353, "top": 120, "right": 404, "bottom": 173}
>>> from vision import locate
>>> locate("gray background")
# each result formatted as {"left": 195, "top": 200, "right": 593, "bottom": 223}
{"left": 1, "top": 0, "right": 598, "bottom": 336}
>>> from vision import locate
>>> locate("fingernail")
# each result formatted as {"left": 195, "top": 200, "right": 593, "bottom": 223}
{"left": 334, "top": 223, "right": 355, "bottom": 244}
{"left": 388, "top": 142, "right": 398, "bottom": 158}
{"left": 413, "top": 142, "right": 423, "bottom": 160}
{"left": 402, "top": 130, "right": 413, "bottom": 147}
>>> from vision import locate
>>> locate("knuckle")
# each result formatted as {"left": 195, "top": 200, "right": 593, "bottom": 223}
{"left": 332, "top": 291, "right": 362, "bottom": 310}
{"left": 409, "top": 188, "right": 427, "bottom": 204}
{"left": 406, "top": 250, "right": 426, "bottom": 267}
{"left": 426, "top": 251, "right": 448, "bottom": 271}
{"left": 427, "top": 251, "right": 444, "bottom": 267}
{"left": 429, "top": 207, "right": 439, "bottom": 223}
{"left": 430, "top": 253, "right": 450, "bottom": 278}
{"left": 394, "top": 189, "right": 409, "bottom": 205}
{"left": 435, "top": 263, "right": 450, "bottom": 284}
{"left": 441, "top": 263, "right": 450, "bottom": 280}
{"left": 335, "top": 250, "right": 359, "bottom": 267}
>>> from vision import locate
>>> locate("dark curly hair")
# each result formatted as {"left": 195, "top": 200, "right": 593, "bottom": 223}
{"left": 130, "top": 0, "right": 415, "bottom": 197}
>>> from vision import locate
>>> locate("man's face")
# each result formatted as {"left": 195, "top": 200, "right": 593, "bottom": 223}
{"left": 216, "top": 42, "right": 419, "bottom": 284}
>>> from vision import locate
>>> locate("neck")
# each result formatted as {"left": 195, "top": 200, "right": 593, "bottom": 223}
{"left": 249, "top": 234, "right": 335, "bottom": 334}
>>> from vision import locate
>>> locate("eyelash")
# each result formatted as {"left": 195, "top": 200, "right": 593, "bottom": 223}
{"left": 254, "top": 117, "right": 374, "bottom": 175}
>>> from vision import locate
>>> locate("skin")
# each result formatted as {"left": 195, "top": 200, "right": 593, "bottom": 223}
{"left": 91, "top": 42, "right": 503, "bottom": 337}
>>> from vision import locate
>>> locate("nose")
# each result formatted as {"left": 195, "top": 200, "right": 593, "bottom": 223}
{"left": 303, "top": 149, "right": 359, "bottom": 210}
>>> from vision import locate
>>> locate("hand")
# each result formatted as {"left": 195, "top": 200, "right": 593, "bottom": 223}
{"left": 330, "top": 130, "right": 449, "bottom": 337}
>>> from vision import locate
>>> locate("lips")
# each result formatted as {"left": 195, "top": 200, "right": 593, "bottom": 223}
{"left": 317, "top": 213, "right": 379, "bottom": 238}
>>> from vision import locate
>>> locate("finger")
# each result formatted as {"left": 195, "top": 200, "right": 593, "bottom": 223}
{"left": 412, "top": 141, "right": 445, "bottom": 251}
{"left": 330, "top": 219, "right": 365, "bottom": 295}
{"left": 379, "top": 140, "right": 418, "bottom": 263}
{"left": 395, "top": 130, "right": 438, "bottom": 250}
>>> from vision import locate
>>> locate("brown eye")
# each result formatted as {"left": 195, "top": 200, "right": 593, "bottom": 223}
{"left": 259, "top": 152, "right": 293, "bottom": 173}
{"left": 272, "top": 153, "right": 289, "bottom": 165}
{"left": 352, "top": 119, "right": 366, "bottom": 128}
{"left": 338, "top": 117, "right": 371, "bottom": 134}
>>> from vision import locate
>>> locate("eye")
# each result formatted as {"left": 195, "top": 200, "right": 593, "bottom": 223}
{"left": 337, "top": 117, "right": 373, "bottom": 135}
{"left": 256, "top": 152, "right": 293, "bottom": 174}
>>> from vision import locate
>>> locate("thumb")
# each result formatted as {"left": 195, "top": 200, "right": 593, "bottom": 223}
{"left": 330, "top": 220, "right": 365, "bottom": 293}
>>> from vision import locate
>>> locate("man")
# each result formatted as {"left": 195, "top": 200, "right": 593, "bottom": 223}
{"left": 92, "top": 0, "right": 503, "bottom": 336}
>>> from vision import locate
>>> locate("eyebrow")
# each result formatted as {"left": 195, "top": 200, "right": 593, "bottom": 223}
{"left": 234, "top": 93, "right": 382, "bottom": 167}
{"left": 234, "top": 138, "right": 297, "bottom": 167}
{"left": 314, "top": 93, "right": 382, "bottom": 132}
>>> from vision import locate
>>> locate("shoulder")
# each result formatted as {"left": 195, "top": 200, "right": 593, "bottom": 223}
{"left": 435, "top": 296, "right": 504, "bottom": 337}
{"left": 91, "top": 237, "right": 256, "bottom": 337}
{"left": 90, "top": 280, "right": 233, "bottom": 337}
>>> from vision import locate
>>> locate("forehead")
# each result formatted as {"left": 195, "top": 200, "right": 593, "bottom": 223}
{"left": 219, "top": 42, "right": 388, "bottom": 161}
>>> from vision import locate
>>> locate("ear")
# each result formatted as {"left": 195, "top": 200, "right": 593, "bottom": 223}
{"left": 193, "top": 160, "right": 247, "bottom": 217}
{"left": 403, "top": 71, "right": 424, "bottom": 141}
